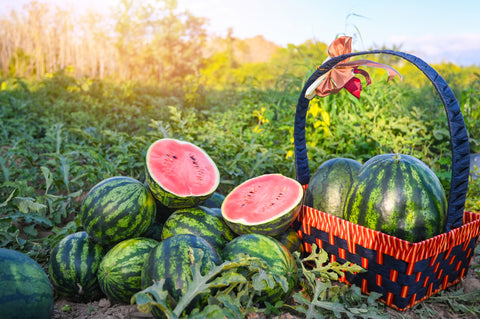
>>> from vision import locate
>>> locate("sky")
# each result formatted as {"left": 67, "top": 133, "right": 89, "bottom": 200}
{"left": 2, "top": 0, "right": 480, "bottom": 66}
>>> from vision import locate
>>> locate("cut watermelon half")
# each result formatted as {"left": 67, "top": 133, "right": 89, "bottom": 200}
{"left": 146, "top": 138, "right": 220, "bottom": 208}
{"left": 221, "top": 174, "right": 303, "bottom": 236}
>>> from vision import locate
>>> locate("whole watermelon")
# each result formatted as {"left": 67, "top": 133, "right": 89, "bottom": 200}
{"left": 141, "top": 234, "right": 222, "bottom": 316}
{"left": 304, "top": 158, "right": 362, "bottom": 217}
{"left": 161, "top": 207, "right": 236, "bottom": 250}
{"left": 222, "top": 233, "right": 298, "bottom": 304}
{"left": 48, "top": 231, "right": 104, "bottom": 301}
{"left": 344, "top": 153, "right": 447, "bottom": 242}
{"left": 81, "top": 176, "right": 156, "bottom": 246}
{"left": 98, "top": 237, "right": 159, "bottom": 303}
{"left": 0, "top": 248, "right": 54, "bottom": 319}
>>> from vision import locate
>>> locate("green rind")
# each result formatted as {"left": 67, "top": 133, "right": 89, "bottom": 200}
{"left": 97, "top": 237, "right": 159, "bottom": 303}
{"left": 141, "top": 234, "right": 222, "bottom": 307}
{"left": 161, "top": 207, "right": 236, "bottom": 250}
{"left": 81, "top": 176, "right": 156, "bottom": 246}
{"left": 344, "top": 154, "right": 447, "bottom": 242}
{"left": 146, "top": 170, "right": 213, "bottom": 208}
{"left": 0, "top": 248, "right": 54, "bottom": 319}
{"left": 48, "top": 231, "right": 104, "bottom": 301}
{"left": 304, "top": 158, "right": 362, "bottom": 217}
{"left": 223, "top": 204, "right": 302, "bottom": 237}
{"left": 222, "top": 233, "right": 297, "bottom": 303}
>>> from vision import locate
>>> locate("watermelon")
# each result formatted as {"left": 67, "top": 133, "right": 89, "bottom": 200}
{"left": 304, "top": 158, "right": 362, "bottom": 217}
{"left": 202, "top": 192, "right": 225, "bottom": 208}
{"left": 81, "top": 176, "right": 156, "bottom": 246}
{"left": 153, "top": 196, "right": 175, "bottom": 223}
{"left": 161, "top": 207, "right": 236, "bottom": 250}
{"left": 221, "top": 174, "right": 303, "bottom": 236}
{"left": 48, "top": 231, "right": 104, "bottom": 301}
{"left": 344, "top": 153, "right": 447, "bottom": 242}
{"left": 275, "top": 228, "right": 302, "bottom": 253}
{"left": 145, "top": 138, "right": 220, "bottom": 209}
{"left": 97, "top": 237, "right": 159, "bottom": 304}
{"left": 222, "top": 233, "right": 298, "bottom": 303}
{"left": 141, "top": 234, "right": 222, "bottom": 312}
{"left": 0, "top": 248, "right": 54, "bottom": 319}
{"left": 143, "top": 221, "right": 164, "bottom": 242}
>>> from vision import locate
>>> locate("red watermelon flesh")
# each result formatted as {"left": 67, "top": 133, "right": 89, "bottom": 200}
{"left": 146, "top": 138, "right": 220, "bottom": 197}
{"left": 221, "top": 174, "right": 303, "bottom": 236}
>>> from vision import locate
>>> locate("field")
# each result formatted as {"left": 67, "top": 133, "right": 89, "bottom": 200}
{"left": 1, "top": 1, "right": 480, "bottom": 318}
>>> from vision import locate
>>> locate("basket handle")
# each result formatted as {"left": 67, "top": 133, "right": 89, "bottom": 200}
{"left": 294, "top": 50, "right": 470, "bottom": 231}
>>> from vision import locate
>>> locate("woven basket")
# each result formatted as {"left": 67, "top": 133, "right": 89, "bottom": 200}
{"left": 293, "top": 50, "right": 480, "bottom": 311}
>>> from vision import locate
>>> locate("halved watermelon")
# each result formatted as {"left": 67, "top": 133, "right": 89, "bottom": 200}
{"left": 221, "top": 174, "right": 303, "bottom": 236}
{"left": 146, "top": 138, "right": 220, "bottom": 209}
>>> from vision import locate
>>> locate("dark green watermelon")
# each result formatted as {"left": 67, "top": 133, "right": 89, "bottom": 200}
{"left": 97, "top": 237, "right": 159, "bottom": 304}
{"left": 274, "top": 228, "right": 302, "bottom": 253}
{"left": 202, "top": 192, "right": 225, "bottom": 209}
{"left": 48, "top": 231, "right": 104, "bottom": 301}
{"left": 304, "top": 158, "right": 362, "bottom": 217}
{"left": 0, "top": 248, "right": 54, "bottom": 319}
{"left": 81, "top": 176, "right": 156, "bottom": 246}
{"left": 222, "top": 233, "right": 297, "bottom": 304}
{"left": 344, "top": 153, "right": 447, "bottom": 242}
{"left": 141, "top": 234, "right": 222, "bottom": 313}
{"left": 161, "top": 207, "right": 236, "bottom": 250}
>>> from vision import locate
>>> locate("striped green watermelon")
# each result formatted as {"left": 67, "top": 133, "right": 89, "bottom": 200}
{"left": 81, "top": 176, "right": 156, "bottom": 246}
{"left": 145, "top": 138, "right": 220, "bottom": 209}
{"left": 202, "top": 192, "right": 225, "bottom": 209}
{"left": 97, "top": 237, "right": 159, "bottom": 303}
{"left": 161, "top": 207, "right": 236, "bottom": 250}
{"left": 141, "top": 234, "right": 222, "bottom": 312}
{"left": 48, "top": 231, "right": 104, "bottom": 301}
{"left": 0, "top": 248, "right": 54, "bottom": 319}
{"left": 221, "top": 174, "right": 303, "bottom": 236}
{"left": 275, "top": 228, "right": 302, "bottom": 253}
{"left": 304, "top": 158, "right": 362, "bottom": 217}
{"left": 222, "top": 233, "right": 297, "bottom": 303}
{"left": 344, "top": 153, "right": 447, "bottom": 242}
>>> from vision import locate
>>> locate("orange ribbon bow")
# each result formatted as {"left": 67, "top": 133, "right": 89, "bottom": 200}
{"left": 305, "top": 36, "right": 402, "bottom": 100}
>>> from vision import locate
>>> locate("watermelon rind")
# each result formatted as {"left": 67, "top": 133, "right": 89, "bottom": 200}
{"left": 97, "top": 237, "right": 159, "bottom": 304}
{"left": 48, "top": 231, "right": 104, "bottom": 301}
{"left": 222, "top": 233, "right": 298, "bottom": 303}
{"left": 344, "top": 153, "right": 447, "bottom": 242}
{"left": 161, "top": 207, "right": 236, "bottom": 250}
{"left": 145, "top": 138, "right": 220, "bottom": 209}
{"left": 221, "top": 174, "right": 304, "bottom": 236}
{"left": 81, "top": 176, "right": 156, "bottom": 246}
{"left": 274, "top": 228, "right": 303, "bottom": 253}
{"left": 304, "top": 157, "right": 362, "bottom": 217}
{"left": 141, "top": 234, "right": 222, "bottom": 310}
{"left": 0, "top": 248, "right": 54, "bottom": 319}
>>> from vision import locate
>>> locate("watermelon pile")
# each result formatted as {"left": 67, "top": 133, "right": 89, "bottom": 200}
{"left": 15, "top": 137, "right": 300, "bottom": 318}
{"left": 305, "top": 154, "right": 447, "bottom": 242}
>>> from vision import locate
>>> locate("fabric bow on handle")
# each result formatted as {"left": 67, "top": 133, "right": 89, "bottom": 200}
{"left": 305, "top": 36, "right": 402, "bottom": 100}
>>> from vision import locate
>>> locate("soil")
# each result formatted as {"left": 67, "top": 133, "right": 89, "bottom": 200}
{"left": 52, "top": 250, "right": 480, "bottom": 319}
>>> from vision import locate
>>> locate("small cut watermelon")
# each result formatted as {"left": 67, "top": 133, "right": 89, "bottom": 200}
{"left": 145, "top": 138, "right": 220, "bottom": 209}
{"left": 221, "top": 174, "right": 303, "bottom": 236}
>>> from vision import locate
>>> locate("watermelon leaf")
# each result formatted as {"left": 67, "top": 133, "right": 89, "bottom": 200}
{"left": 133, "top": 248, "right": 260, "bottom": 318}
{"left": 131, "top": 279, "right": 178, "bottom": 319}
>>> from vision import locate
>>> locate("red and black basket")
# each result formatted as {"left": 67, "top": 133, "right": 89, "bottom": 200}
{"left": 293, "top": 50, "right": 480, "bottom": 311}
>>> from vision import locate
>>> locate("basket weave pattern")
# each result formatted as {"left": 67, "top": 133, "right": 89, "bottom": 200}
{"left": 293, "top": 49, "right": 480, "bottom": 310}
